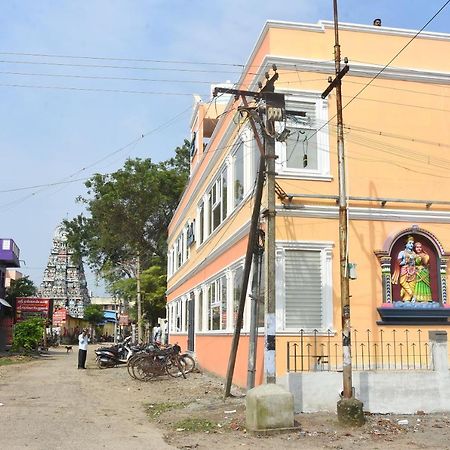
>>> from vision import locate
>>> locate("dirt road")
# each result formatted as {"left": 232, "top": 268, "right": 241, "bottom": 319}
{"left": 2, "top": 346, "right": 450, "bottom": 449}
{"left": 0, "top": 346, "right": 174, "bottom": 449}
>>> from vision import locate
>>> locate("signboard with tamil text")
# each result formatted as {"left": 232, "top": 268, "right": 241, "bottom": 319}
{"left": 52, "top": 308, "right": 67, "bottom": 326}
{"left": 119, "top": 314, "right": 129, "bottom": 326}
{"left": 16, "top": 297, "right": 52, "bottom": 322}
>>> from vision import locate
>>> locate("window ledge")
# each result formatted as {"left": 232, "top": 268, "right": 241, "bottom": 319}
{"left": 277, "top": 173, "right": 333, "bottom": 182}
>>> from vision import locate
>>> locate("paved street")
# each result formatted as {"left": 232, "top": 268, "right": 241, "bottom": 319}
{"left": 0, "top": 347, "right": 174, "bottom": 449}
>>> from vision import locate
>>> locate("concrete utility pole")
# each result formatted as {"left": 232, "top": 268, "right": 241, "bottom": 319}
{"left": 247, "top": 229, "right": 264, "bottom": 390}
{"left": 214, "top": 71, "right": 278, "bottom": 397}
{"left": 264, "top": 116, "right": 277, "bottom": 384}
{"left": 220, "top": 95, "right": 266, "bottom": 398}
{"left": 114, "top": 296, "right": 118, "bottom": 344}
{"left": 321, "top": 0, "right": 364, "bottom": 426}
{"left": 136, "top": 252, "right": 143, "bottom": 343}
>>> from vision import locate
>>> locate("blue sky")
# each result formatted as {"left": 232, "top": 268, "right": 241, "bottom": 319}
{"left": 1, "top": 1, "right": 449, "bottom": 295}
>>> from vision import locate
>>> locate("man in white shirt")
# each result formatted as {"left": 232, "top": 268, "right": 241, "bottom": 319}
{"left": 78, "top": 329, "right": 89, "bottom": 369}
{"left": 152, "top": 323, "right": 162, "bottom": 344}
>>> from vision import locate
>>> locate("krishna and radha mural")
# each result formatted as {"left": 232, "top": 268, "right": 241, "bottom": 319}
{"left": 375, "top": 226, "right": 450, "bottom": 324}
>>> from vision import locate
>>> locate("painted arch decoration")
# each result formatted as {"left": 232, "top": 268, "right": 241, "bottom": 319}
{"left": 375, "top": 226, "right": 450, "bottom": 324}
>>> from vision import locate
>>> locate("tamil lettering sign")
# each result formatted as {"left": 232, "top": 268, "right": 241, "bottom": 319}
{"left": 52, "top": 308, "right": 67, "bottom": 326}
{"left": 16, "top": 297, "right": 51, "bottom": 322}
{"left": 119, "top": 314, "right": 129, "bottom": 326}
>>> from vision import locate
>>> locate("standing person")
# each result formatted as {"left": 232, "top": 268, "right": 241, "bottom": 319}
{"left": 152, "top": 323, "right": 162, "bottom": 344}
{"left": 162, "top": 319, "right": 169, "bottom": 345}
{"left": 78, "top": 328, "right": 89, "bottom": 369}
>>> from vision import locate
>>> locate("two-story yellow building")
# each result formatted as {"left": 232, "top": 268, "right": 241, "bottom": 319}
{"left": 166, "top": 19, "right": 450, "bottom": 390}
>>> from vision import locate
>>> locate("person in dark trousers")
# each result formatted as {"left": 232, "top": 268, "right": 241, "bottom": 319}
{"left": 78, "top": 328, "right": 89, "bottom": 369}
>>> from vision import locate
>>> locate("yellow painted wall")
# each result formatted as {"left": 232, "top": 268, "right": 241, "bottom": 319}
{"left": 167, "top": 21, "right": 450, "bottom": 383}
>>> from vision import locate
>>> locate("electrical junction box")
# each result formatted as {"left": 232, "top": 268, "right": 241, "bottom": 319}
{"left": 348, "top": 263, "right": 357, "bottom": 280}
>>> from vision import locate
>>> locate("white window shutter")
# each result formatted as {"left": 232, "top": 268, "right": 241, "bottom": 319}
{"left": 285, "top": 249, "right": 323, "bottom": 329}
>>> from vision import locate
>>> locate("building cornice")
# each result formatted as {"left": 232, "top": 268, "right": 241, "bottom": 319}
{"left": 264, "top": 20, "right": 450, "bottom": 42}
{"left": 261, "top": 56, "right": 450, "bottom": 85}
{"left": 242, "top": 20, "right": 450, "bottom": 90}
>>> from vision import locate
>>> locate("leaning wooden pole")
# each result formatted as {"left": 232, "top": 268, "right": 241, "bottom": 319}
{"left": 224, "top": 102, "right": 266, "bottom": 398}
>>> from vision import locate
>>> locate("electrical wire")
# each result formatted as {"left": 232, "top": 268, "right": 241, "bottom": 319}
{"left": 303, "top": 0, "right": 450, "bottom": 145}
{"left": 0, "top": 70, "right": 226, "bottom": 85}
{"left": 0, "top": 82, "right": 208, "bottom": 96}
{"left": 0, "top": 51, "right": 247, "bottom": 68}
{"left": 0, "top": 105, "right": 193, "bottom": 209}
{"left": 345, "top": 79, "right": 450, "bottom": 99}
{"left": 341, "top": 94, "right": 450, "bottom": 113}
{"left": 2, "top": 91, "right": 242, "bottom": 209}
{"left": 0, "top": 177, "right": 89, "bottom": 193}
{"left": 341, "top": 123, "right": 450, "bottom": 149}
{"left": 0, "top": 58, "right": 257, "bottom": 75}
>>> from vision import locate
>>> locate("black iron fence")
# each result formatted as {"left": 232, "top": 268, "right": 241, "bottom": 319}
{"left": 287, "top": 329, "right": 432, "bottom": 372}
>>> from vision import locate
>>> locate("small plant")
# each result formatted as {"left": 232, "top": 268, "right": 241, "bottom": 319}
{"left": 12, "top": 317, "right": 45, "bottom": 352}
{"left": 173, "top": 418, "right": 216, "bottom": 432}
{"left": 145, "top": 401, "right": 187, "bottom": 419}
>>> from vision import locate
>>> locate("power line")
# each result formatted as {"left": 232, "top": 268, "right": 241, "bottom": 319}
{"left": 345, "top": 79, "right": 450, "bottom": 98}
{"left": 342, "top": 94, "right": 450, "bottom": 113}
{"left": 342, "top": 0, "right": 450, "bottom": 110}
{"left": 0, "top": 105, "right": 193, "bottom": 210}
{"left": 0, "top": 177, "right": 88, "bottom": 193}
{"left": 304, "top": 0, "right": 450, "bottom": 144}
{"left": 0, "top": 82, "right": 207, "bottom": 96}
{"left": 0, "top": 70, "right": 225, "bottom": 85}
{"left": 0, "top": 51, "right": 245, "bottom": 67}
{"left": 1, "top": 92, "right": 238, "bottom": 210}
{"left": 341, "top": 123, "right": 450, "bottom": 149}
{"left": 0, "top": 58, "right": 256, "bottom": 75}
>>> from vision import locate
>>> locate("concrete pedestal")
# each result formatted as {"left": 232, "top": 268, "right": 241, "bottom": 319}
{"left": 246, "top": 384, "right": 294, "bottom": 431}
{"left": 337, "top": 397, "right": 365, "bottom": 426}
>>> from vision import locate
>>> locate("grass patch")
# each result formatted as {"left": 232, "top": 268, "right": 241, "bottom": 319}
{"left": 145, "top": 401, "right": 187, "bottom": 419}
{"left": 173, "top": 417, "right": 216, "bottom": 432}
{"left": 0, "top": 355, "right": 33, "bottom": 366}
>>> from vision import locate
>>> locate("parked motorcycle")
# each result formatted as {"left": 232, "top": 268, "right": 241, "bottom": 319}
{"left": 95, "top": 336, "right": 134, "bottom": 368}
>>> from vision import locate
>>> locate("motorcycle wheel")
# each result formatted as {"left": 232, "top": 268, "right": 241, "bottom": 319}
{"left": 96, "top": 357, "right": 114, "bottom": 369}
{"left": 127, "top": 354, "right": 141, "bottom": 379}
{"left": 133, "top": 355, "right": 157, "bottom": 381}
{"left": 166, "top": 356, "right": 186, "bottom": 379}
{"left": 180, "top": 354, "right": 195, "bottom": 374}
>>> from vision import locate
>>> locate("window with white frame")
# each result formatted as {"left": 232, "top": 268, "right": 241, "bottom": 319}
{"left": 232, "top": 266, "right": 243, "bottom": 328}
{"left": 276, "top": 93, "right": 329, "bottom": 178}
{"left": 176, "top": 236, "right": 183, "bottom": 269}
{"left": 278, "top": 242, "right": 333, "bottom": 331}
{"left": 195, "top": 128, "right": 259, "bottom": 247}
{"left": 169, "top": 300, "right": 182, "bottom": 333}
{"left": 208, "top": 168, "right": 228, "bottom": 232}
{"left": 207, "top": 275, "right": 227, "bottom": 331}
{"left": 232, "top": 139, "right": 245, "bottom": 207}
{"left": 198, "top": 202, "right": 205, "bottom": 244}
{"left": 197, "top": 289, "right": 203, "bottom": 332}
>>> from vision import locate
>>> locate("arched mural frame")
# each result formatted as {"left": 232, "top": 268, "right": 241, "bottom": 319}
{"left": 375, "top": 225, "right": 450, "bottom": 324}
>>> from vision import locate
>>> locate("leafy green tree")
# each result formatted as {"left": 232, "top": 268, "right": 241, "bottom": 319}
{"left": 12, "top": 317, "right": 44, "bottom": 352}
{"left": 64, "top": 140, "right": 190, "bottom": 330}
{"left": 84, "top": 304, "right": 104, "bottom": 326}
{"left": 111, "top": 263, "right": 166, "bottom": 326}
{"left": 5, "top": 277, "right": 37, "bottom": 318}
{"left": 141, "top": 265, "right": 167, "bottom": 325}
{"left": 64, "top": 141, "right": 190, "bottom": 279}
